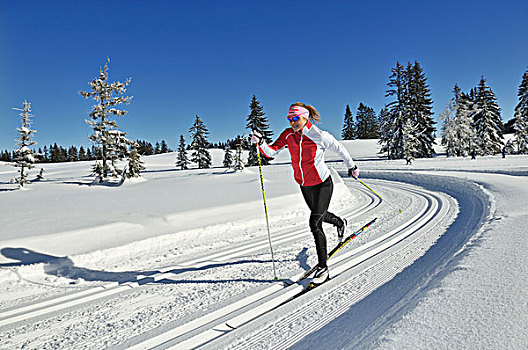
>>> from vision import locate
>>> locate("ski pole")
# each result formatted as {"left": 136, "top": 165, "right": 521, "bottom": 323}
{"left": 256, "top": 145, "right": 278, "bottom": 280}
{"left": 356, "top": 178, "right": 402, "bottom": 213}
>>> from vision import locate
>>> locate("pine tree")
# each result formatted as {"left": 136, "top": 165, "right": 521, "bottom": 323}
{"left": 455, "top": 91, "right": 477, "bottom": 156}
{"left": 12, "top": 100, "right": 38, "bottom": 187}
{"left": 67, "top": 146, "right": 78, "bottom": 162}
{"left": 127, "top": 143, "right": 145, "bottom": 178}
{"left": 233, "top": 135, "right": 245, "bottom": 171}
{"left": 514, "top": 67, "right": 528, "bottom": 154}
{"left": 342, "top": 104, "right": 356, "bottom": 140}
{"left": 189, "top": 115, "right": 212, "bottom": 169}
{"left": 382, "top": 61, "right": 435, "bottom": 159}
{"left": 407, "top": 61, "right": 436, "bottom": 157}
{"left": 473, "top": 76, "right": 504, "bottom": 155}
{"left": 402, "top": 117, "right": 421, "bottom": 165}
{"left": 246, "top": 95, "right": 273, "bottom": 166}
{"left": 42, "top": 145, "right": 49, "bottom": 162}
{"left": 384, "top": 62, "right": 408, "bottom": 159}
{"left": 176, "top": 134, "right": 189, "bottom": 170}
{"left": 378, "top": 107, "right": 394, "bottom": 159}
{"left": 440, "top": 98, "right": 457, "bottom": 157}
{"left": 356, "top": 103, "right": 380, "bottom": 139}
{"left": 223, "top": 146, "right": 233, "bottom": 168}
{"left": 79, "top": 58, "right": 133, "bottom": 181}
{"left": 79, "top": 146, "right": 87, "bottom": 161}
{"left": 160, "top": 140, "right": 169, "bottom": 153}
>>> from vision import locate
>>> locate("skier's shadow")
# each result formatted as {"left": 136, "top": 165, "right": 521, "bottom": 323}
{"left": 0, "top": 247, "right": 293, "bottom": 285}
{"left": 296, "top": 247, "right": 311, "bottom": 271}
{"left": 0, "top": 247, "right": 160, "bottom": 284}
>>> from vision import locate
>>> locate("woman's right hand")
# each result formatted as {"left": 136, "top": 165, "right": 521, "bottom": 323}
{"left": 348, "top": 166, "right": 359, "bottom": 179}
{"left": 250, "top": 130, "right": 263, "bottom": 145}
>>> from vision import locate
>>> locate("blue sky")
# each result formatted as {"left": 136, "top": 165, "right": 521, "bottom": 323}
{"left": 1, "top": 0, "right": 527, "bottom": 151}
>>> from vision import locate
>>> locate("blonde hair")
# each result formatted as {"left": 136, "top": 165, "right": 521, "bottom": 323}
{"left": 290, "top": 102, "right": 321, "bottom": 123}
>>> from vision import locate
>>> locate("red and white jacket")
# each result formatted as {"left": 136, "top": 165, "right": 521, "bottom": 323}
{"left": 258, "top": 120, "right": 355, "bottom": 186}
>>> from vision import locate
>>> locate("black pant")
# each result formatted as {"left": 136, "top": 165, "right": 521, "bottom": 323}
{"left": 300, "top": 176, "right": 344, "bottom": 268}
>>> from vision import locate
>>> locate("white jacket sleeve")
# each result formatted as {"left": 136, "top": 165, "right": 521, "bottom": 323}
{"left": 320, "top": 130, "right": 355, "bottom": 169}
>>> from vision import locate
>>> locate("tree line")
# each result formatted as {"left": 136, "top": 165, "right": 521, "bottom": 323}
{"left": 6, "top": 58, "right": 528, "bottom": 187}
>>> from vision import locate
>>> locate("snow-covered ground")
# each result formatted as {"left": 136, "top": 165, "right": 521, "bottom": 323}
{"left": 0, "top": 139, "right": 526, "bottom": 349}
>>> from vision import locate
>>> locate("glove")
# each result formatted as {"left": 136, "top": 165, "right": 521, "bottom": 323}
{"left": 250, "top": 130, "right": 263, "bottom": 145}
{"left": 348, "top": 165, "right": 359, "bottom": 180}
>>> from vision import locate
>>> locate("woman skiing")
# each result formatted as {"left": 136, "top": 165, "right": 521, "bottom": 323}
{"left": 250, "top": 102, "right": 359, "bottom": 284}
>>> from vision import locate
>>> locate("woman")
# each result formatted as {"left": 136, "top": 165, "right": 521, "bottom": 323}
{"left": 250, "top": 102, "right": 359, "bottom": 284}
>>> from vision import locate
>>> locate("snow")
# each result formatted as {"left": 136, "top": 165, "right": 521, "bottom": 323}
{"left": 0, "top": 139, "right": 527, "bottom": 349}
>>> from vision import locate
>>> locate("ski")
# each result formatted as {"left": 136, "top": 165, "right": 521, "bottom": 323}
{"left": 295, "top": 217, "right": 377, "bottom": 283}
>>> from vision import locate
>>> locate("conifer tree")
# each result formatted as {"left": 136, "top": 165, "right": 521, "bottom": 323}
{"left": 456, "top": 91, "right": 477, "bottom": 156}
{"left": 246, "top": 95, "right": 273, "bottom": 166}
{"left": 78, "top": 146, "right": 86, "bottom": 161}
{"left": 514, "top": 67, "right": 528, "bottom": 154}
{"left": 384, "top": 62, "right": 408, "bottom": 159}
{"left": 382, "top": 61, "right": 435, "bottom": 159}
{"left": 176, "top": 134, "right": 189, "bottom": 169}
{"left": 378, "top": 107, "right": 394, "bottom": 159}
{"left": 12, "top": 100, "right": 38, "bottom": 187}
{"left": 79, "top": 58, "right": 133, "bottom": 181}
{"left": 407, "top": 61, "right": 436, "bottom": 158}
{"left": 440, "top": 98, "right": 457, "bottom": 157}
{"left": 403, "top": 118, "right": 421, "bottom": 165}
{"left": 160, "top": 140, "right": 169, "bottom": 153}
{"left": 189, "top": 115, "right": 212, "bottom": 169}
{"left": 233, "top": 135, "right": 245, "bottom": 171}
{"left": 67, "top": 146, "right": 78, "bottom": 162}
{"left": 473, "top": 76, "right": 504, "bottom": 155}
{"left": 127, "top": 143, "right": 145, "bottom": 178}
{"left": 223, "top": 146, "right": 233, "bottom": 168}
{"left": 342, "top": 104, "right": 356, "bottom": 140}
{"left": 356, "top": 103, "right": 380, "bottom": 139}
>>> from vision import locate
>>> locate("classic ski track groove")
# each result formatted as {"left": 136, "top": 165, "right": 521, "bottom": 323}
{"left": 0, "top": 185, "right": 379, "bottom": 330}
{"left": 233, "top": 187, "right": 453, "bottom": 350}
{"left": 126, "top": 182, "right": 448, "bottom": 350}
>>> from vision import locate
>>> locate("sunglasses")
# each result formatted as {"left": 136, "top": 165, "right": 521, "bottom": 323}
{"left": 286, "top": 114, "right": 302, "bottom": 122}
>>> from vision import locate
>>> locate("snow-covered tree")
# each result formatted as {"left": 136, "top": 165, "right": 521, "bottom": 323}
{"left": 12, "top": 100, "right": 38, "bottom": 188}
{"left": 514, "top": 67, "right": 528, "bottom": 154}
{"left": 233, "top": 135, "right": 245, "bottom": 171}
{"left": 383, "top": 62, "right": 408, "bottom": 159}
{"left": 189, "top": 115, "right": 212, "bottom": 169}
{"left": 440, "top": 85, "right": 474, "bottom": 157}
{"left": 473, "top": 76, "right": 504, "bottom": 155}
{"left": 454, "top": 88, "right": 476, "bottom": 157}
{"left": 440, "top": 98, "right": 457, "bottom": 157}
{"left": 378, "top": 107, "right": 394, "bottom": 159}
{"left": 402, "top": 117, "right": 421, "bottom": 165}
{"left": 79, "top": 58, "right": 133, "bottom": 181}
{"left": 355, "top": 103, "right": 380, "bottom": 139}
{"left": 246, "top": 95, "right": 273, "bottom": 166}
{"left": 176, "top": 134, "right": 189, "bottom": 170}
{"left": 382, "top": 61, "right": 435, "bottom": 159}
{"left": 342, "top": 104, "right": 356, "bottom": 140}
{"left": 223, "top": 146, "right": 233, "bottom": 168}
{"left": 126, "top": 143, "right": 145, "bottom": 178}
{"left": 407, "top": 61, "right": 436, "bottom": 158}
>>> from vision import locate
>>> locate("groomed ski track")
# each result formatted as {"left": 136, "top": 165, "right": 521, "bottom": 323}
{"left": 0, "top": 171, "right": 490, "bottom": 350}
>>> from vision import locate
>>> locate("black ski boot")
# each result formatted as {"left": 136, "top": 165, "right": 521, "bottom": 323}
{"left": 337, "top": 218, "right": 347, "bottom": 242}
